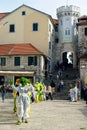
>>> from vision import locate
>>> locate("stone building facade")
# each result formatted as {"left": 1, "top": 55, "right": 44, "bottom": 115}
{"left": 0, "top": 4, "right": 55, "bottom": 76}
{"left": 0, "top": 43, "right": 47, "bottom": 85}
{"left": 77, "top": 16, "right": 87, "bottom": 83}
{"left": 0, "top": 4, "right": 56, "bottom": 84}
{"left": 0, "top": 4, "right": 87, "bottom": 83}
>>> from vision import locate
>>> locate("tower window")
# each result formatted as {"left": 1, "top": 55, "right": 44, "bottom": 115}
{"left": 60, "top": 20, "right": 63, "bottom": 25}
{"left": 65, "top": 28, "right": 70, "bottom": 35}
{"left": 85, "top": 28, "right": 87, "bottom": 36}
{"left": 55, "top": 38, "right": 58, "bottom": 43}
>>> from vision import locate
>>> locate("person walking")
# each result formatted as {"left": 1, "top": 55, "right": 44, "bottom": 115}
{"left": 68, "top": 84, "right": 74, "bottom": 101}
{"left": 73, "top": 83, "right": 78, "bottom": 102}
{"left": 0, "top": 83, "right": 6, "bottom": 102}
{"left": 50, "top": 80, "right": 55, "bottom": 94}
{"left": 84, "top": 83, "right": 87, "bottom": 106}
{"left": 47, "top": 84, "right": 53, "bottom": 100}
{"left": 60, "top": 80, "right": 64, "bottom": 90}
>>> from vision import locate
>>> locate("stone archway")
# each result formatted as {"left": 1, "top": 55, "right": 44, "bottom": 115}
{"left": 62, "top": 52, "right": 73, "bottom": 69}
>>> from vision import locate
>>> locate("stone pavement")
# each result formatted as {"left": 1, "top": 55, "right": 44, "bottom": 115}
{"left": 0, "top": 93, "right": 87, "bottom": 130}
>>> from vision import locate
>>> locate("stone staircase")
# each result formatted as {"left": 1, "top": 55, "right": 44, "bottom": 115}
{"left": 43, "top": 68, "right": 80, "bottom": 100}
{"left": 52, "top": 68, "right": 80, "bottom": 100}
{"left": 52, "top": 68, "right": 80, "bottom": 80}
{"left": 53, "top": 80, "right": 74, "bottom": 100}
{"left": 61, "top": 68, "right": 80, "bottom": 80}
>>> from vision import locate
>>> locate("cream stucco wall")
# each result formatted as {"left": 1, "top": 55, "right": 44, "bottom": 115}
{"left": 24, "top": 11, "right": 49, "bottom": 55}
{"left": 0, "top": 7, "right": 26, "bottom": 43}
{"left": 0, "top": 5, "right": 54, "bottom": 58}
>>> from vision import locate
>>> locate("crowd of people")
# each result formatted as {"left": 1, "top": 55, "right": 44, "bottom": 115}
{"left": 0, "top": 76, "right": 87, "bottom": 125}
{"left": 68, "top": 81, "right": 87, "bottom": 107}
{"left": 68, "top": 83, "right": 80, "bottom": 102}
{"left": 0, "top": 77, "right": 55, "bottom": 125}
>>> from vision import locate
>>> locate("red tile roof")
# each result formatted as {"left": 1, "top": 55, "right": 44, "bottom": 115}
{"left": 78, "top": 15, "right": 87, "bottom": 20}
{"left": 0, "top": 13, "right": 9, "bottom": 19}
{"left": 0, "top": 43, "right": 42, "bottom": 55}
{"left": 77, "top": 20, "right": 87, "bottom": 26}
{"left": 53, "top": 19, "right": 58, "bottom": 25}
{"left": 77, "top": 15, "right": 87, "bottom": 26}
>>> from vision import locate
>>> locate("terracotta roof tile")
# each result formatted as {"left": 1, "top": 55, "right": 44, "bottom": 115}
{"left": 53, "top": 19, "right": 58, "bottom": 25}
{"left": 77, "top": 20, "right": 87, "bottom": 26}
{"left": 0, "top": 13, "right": 9, "bottom": 19}
{"left": 0, "top": 43, "right": 42, "bottom": 55}
{"left": 78, "top": 15, "right": 87, "bottom": 20}
{"left": 77, "top": 15, "right": 87, "bottom": 26}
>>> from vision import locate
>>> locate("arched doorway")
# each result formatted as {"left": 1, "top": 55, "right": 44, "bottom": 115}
{"left": 62, "top": 52, "right": 73, "bottom": 69}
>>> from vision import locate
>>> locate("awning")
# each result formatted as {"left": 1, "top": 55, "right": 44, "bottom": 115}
{"left": 0, "top": 71, "right": 35, "bottom": 76}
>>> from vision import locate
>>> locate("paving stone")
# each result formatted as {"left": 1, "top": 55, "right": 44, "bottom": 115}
{"left": 0, "top": 93, "right": 87, "bottom": 130}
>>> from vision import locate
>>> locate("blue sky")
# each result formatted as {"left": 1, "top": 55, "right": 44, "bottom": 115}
{"left": 0, "top": 0, "right": 87, "bottom": 18}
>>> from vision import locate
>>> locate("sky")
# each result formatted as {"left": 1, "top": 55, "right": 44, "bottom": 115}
{"left": 0, "top": 0, "right": 87, "bottom": 18}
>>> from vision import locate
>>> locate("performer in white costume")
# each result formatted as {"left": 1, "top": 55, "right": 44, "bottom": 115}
{"left": 12, "top": 77, "right": 32, "bottom": 125}
{"left": 73, "top": 84, "right": 78, "bottom": 102}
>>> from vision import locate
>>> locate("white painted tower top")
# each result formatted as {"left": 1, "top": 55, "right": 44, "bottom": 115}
{"left": 57, "top": 5, "right": 80, "bottom": 17}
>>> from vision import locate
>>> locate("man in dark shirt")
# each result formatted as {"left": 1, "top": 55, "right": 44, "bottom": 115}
{"left": 50, "top": 80, "right": 56, "bottom": 94}
{"left": 1, "top": 84, "right": 6, "bottom": 102}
